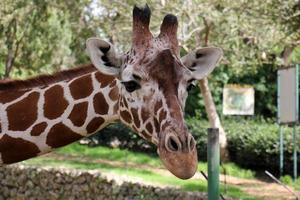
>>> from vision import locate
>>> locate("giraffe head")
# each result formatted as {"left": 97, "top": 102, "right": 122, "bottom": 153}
{"left": 86, "top": 5, "right": 222, "bottom": 179}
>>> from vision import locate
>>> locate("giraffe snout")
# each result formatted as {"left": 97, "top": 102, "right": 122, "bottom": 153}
{"left": 158, "top": 129, "right": 198, "bottom": 180}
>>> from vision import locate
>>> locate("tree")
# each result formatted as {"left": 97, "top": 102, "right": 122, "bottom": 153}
{"left": 0, "top": 0, "right": 91, "bottom": 78}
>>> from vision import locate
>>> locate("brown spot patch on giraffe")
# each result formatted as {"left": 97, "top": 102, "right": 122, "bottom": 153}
{"left": 161, "top": 121, "right": 169, "bottom": 132}
{"left": 141, "top": 107, "right": 150, "bottom": 122}
{"left": 120, "top": 110, "right": 132, "bottom": 124}
{"left": 7, "top": 91, "right": 39, "bottom": 131}
{"left": 0, "top": 134, "right": 40, "bottom": 164}
{"left": 141, "top": 130, "right": 151, "bottom": 140}
{"left": 68, "top": 102, "right": 88, "bottom": 127}
{"left": 95, "top": 72, "right": 115, "bottom": 88}
{"left": 46, "top": 123, "right": 83, "bottom": 148}
{"left": 31, "top": 122, "right": 47, "bottom": 136}
{"left": 146, "top": 122, "right": 153, "bottom": 134}
{"left": 131, "top": 107, "right": 140, "bottom": 128}
{"left": 122, "top": 97, "right": 128, "bottom": 108}
{"left": 109, "top": 80, "right": 117, "bottom": 88}
{"left": 154, "top": 100, "right": 163, "bottom": 113}
{"left": 44, "top": 85, "right": 68, "bottom": 120}
{"left": 94, "top": 93, "right": 109, "bottom": 115}
{"left": 69, "top": 74, "right": 93, "bottom": 100}
{"left": 86, "top": 117, "right": 105, "bottom": 134}
{"left": 109, "top": 86, "right": 119, "bottom": 101}
{"left": 0, "top": 90, "right": 27, "bottom": 104}
{"left": 159, "top": 109, "right": 167, "bottom": 123}
{"left": 153, "top": 117, "right": 160, "bottom": 134}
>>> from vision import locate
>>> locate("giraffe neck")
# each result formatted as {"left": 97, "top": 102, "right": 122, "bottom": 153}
{"left": 0, "top": 68, "right": 120, "bottom": 164}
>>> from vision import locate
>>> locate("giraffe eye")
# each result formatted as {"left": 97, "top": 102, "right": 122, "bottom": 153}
{"left": 187, "top": 84, "right": 195, "bottom": 92}
{"left": 187, "top": 79, "right": 196, "bottom": 92}
{"left": 121, "top": 81, "right": 141, "bottom": 93}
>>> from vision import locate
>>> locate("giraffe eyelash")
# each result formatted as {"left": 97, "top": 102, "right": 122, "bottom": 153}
{"left": 187, "top": 79, "right": 196, "bottom": 92}
{"left": 121, "top": 80, "right": 141, "bottom": 93}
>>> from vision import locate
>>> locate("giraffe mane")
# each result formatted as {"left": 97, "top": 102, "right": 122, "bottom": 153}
{"left": 0, "top": 64, "right": 97, "bottom": 91}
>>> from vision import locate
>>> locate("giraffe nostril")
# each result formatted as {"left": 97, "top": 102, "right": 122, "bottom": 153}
{"left": 169, "top": 137, "right": 179, "bottom": 151}
{"left": 166, "top": 136, "right": 180, "bottom": 152}
{"left": 188, "top": 135, "right": 196, "bottom": 151}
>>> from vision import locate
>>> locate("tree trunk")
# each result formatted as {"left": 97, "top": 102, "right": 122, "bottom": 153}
{"left": 4, "top": 48, "right": 15, "bottom": 78}
{"left": 198, "top": 78, "right": 228, "bottom": 159}
{"left": 281, "top": 44, "right": 296, "bottom": 66}
{"left": 193, "top": 17, "right": 228, "bottom": 159}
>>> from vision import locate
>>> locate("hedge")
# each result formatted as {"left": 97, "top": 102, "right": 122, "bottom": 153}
{"left": 86, "top": 118, "right": 300, "bottom": 175}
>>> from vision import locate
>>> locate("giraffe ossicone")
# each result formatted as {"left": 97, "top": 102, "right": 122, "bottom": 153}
{"left": 0, "top": 5, "right": 222, "bottom": 180}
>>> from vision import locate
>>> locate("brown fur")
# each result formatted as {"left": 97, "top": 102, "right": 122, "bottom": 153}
{"left": 86, "top": 117, "right": 105, "bottom": 134}
{"left": 132, "top": 5, "right": 152, "bottom": 47}
{"left": 109, "top": 86, "right": 119, "bottom": 101}
{"left": 0, "top": 134, "right": 40, "bottom": 164}
{"left": 69, "top": 73, "right": 93, "bottom": 99}
{"left": 159, "top": 109, "right": 167, "bottom": 123}
{"left": 154, "top": 100, "right": 162, "bottom": 113}
{"left": 131, "top": 107, "right": 140, "bottom": 128}
{"left": 141, "top": 107, "right": 150, "bottom": 122}
{"left": 44, "top": 85, "right": 68, "bottom": 120}
{"left": 31, "top": 122, "right": 47, "bottom": 136}
{"left": 0, "top": 64, "right": 96, "bottom": 91}
{"left": 7, "top": 91, "right": 39, "bottom": 131}
{"left": 0, "top": 90, "right": 27, "bottom": 103}
{"left": 46, "top": 123, "right": 83, "bottom": 148}
{"left": 68, "top": 102, "right": 88, "bottom": 127}
{"left": 146, "top": 122, "right": 153, "bottom": 134}
{"left": 153, "top": 118, "right": 160, "bottom": 134}
{"left": 120, "top": 110, "right": 132, "bottom": 124}
{"left": 95, "top": 72, "right": 115, "bottom": 88}
{"left": 149, "top": 49, "right": 184, "bottom": 123}
{"left": 93, "top": 93, "right": 109, "bottom": 115}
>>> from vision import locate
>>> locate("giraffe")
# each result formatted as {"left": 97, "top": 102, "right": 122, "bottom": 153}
{"left": 0, "top": 5, "right": 222, "bottom": 180}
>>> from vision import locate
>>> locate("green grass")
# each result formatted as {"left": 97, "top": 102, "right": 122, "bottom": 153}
{"left": 56, "top": 143, "right": 256, "bottom": 179}
{"left": 57, "top": 142, "right": 162, "bottom": 167}
{"left": 280, "top": 175, "right": 300, "bottom": 191}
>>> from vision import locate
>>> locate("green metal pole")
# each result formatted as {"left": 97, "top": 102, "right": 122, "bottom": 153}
{"left": 293, "top": 125, "right": 298, "bottom": 181}
{"left": 279, "top": 125, "right": 284, "bottom": 176}
{"left": 207, "top": 128, "right": 220, "bottom": 200}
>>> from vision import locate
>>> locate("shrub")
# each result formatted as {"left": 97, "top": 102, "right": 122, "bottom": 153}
{"left": 88, "top": 118, "right": 300, "bottom": 175}
{"left": 187, "top": 117, "right": 300, "bottom": 175}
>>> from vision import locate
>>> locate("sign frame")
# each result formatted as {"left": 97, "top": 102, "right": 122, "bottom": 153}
{"left": 277, "top": 65, "right": 299, "bottom": 125}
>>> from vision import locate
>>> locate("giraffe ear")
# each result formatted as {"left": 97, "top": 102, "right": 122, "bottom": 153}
{"left": 86, "top": 38, "right": 122, "bottom": 75}
{"left": 181, "top": 47, "right": 223, "bottom": 80}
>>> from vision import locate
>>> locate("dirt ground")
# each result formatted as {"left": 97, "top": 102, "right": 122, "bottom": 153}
{"left": 42, "top": 153, "right": 299, "bottom": 200}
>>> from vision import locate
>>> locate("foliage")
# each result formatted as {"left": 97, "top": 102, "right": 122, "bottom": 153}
{"left": 0, "top": 0, "right": 92, "bottom": 78}
{"left": 190, "top": 118, "right": 300, "bottom": 175}
{"left": 87, "top": 118, "right": 300, "bottom": 176}
{"left": 280, "top": 175, "right": 300, "bottom": 191}
{"left": 185, "top": 62, "right": 278, "bottom": 117}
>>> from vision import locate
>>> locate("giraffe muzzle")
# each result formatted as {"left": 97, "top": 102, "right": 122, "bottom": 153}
{"left": 158, "top": 132, "right": 198, "bottom": 179}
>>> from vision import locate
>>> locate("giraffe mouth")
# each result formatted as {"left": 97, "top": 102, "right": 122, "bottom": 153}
{"left": 157, "top": 133, "right": 198, "bottom": 179}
